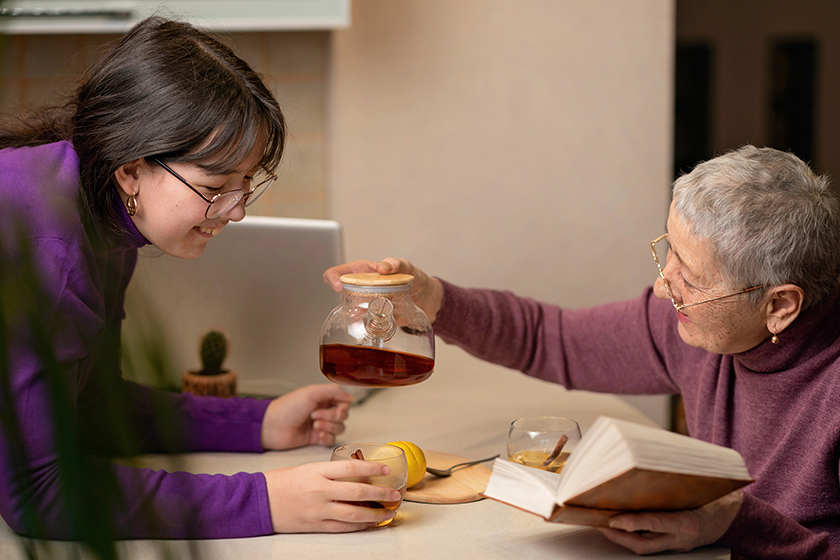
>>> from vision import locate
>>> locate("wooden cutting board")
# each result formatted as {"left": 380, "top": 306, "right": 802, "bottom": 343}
{"left": 404, "top": 450, "right": 493, "bottom": 504}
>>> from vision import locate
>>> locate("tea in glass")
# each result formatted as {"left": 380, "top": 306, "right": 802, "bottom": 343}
{"left": 330, "top": 442, "right": 409, "bottom": 526}
{"left": 508, "top": 449, "right": 573, "bottom": 473}
{"left": 507, "top": 416, "right": 581, "bottom": 474}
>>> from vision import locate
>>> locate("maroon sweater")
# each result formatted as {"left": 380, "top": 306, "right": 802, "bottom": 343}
{"left": 434, "top": 279, "right": 840, "bottom": 559}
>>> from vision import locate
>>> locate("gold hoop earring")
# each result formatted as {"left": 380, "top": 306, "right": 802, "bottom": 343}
{"left": 770, "top": 326, "right": 779, "bottom": 344}
{"left": 126, "top": 194, "right": 137, "bottom": 216}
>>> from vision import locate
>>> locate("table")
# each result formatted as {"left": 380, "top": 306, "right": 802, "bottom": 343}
{"left": 0, "top": 344, "right": 729, "bottom": 560}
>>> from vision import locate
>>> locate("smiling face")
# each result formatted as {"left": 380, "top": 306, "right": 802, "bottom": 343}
{"left": 653, "top": 204, "right": 772, "bottom": 354}
{"left": 115, "top": 146, "right": 264, "bottom": 259}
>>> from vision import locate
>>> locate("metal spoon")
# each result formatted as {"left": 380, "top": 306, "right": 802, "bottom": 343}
{"left": 425, "top": 454, "right": 500, "bottom": 477}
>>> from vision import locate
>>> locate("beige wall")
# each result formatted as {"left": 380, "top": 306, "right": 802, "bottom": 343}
{"left": 328, "top": 0, "right": 675, "bottom": 426}
{"left": 0, "top": 2, "right": 676, "bottom": 425}
{"left": 0, "top": 3, "right": 675, "bottom": 309}
{"left": 328, "top": 0, "right": 674, "bottom": 308}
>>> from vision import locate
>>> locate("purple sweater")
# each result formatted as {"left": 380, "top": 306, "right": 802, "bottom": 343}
{"left": 0, "top": 142, "right": 274, "bottom": 538}
{"left": 434, "top": 280, "right": 840, "bottom": 559}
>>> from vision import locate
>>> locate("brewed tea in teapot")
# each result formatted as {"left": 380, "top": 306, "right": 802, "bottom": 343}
{"left": 319, "top": 273, "right": 434, "bottom": 387}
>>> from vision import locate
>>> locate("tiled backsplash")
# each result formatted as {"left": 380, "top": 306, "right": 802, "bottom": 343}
{"left": 0, "top": 30, "right": 329, "bottom": 220}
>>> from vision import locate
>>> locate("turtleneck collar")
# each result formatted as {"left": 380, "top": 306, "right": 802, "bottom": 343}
{"left": 113, "top": 192, "right": 150, "bottom": 249}
{"left": 735, "top": 286, "right": 840, "bottom": 374}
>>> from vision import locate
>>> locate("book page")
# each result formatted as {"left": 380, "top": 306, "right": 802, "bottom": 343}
{"left": 556, "top": 416, "right": 751, "bottom": 507}
{"left": 555, "top": 417, "right": 632, "bottom": 504}
{"left": 598, "top": 417, "right": 750, "bottom": 479}
{"left": 483, "top": 458, "right": 562, "bottom": 519}
{"left": 486, "top": 417, "right": 752, "bottom": 523}
{"left": 628, "top": 438, "right": 751, "bottom": 479}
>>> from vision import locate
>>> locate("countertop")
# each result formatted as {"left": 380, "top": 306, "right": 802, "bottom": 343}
{"left": 0, "top": 344, "right": 729, "bottom": 560}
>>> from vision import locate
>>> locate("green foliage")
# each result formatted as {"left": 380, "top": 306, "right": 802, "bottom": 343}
{"left": 199, "top": 330, "right": 228, "bottom": 375}
{"left": 1, "top": 226, "right": 120, "bottom": 559}
{"left": 1, "top": 220, "right": 186, "bottom": 560}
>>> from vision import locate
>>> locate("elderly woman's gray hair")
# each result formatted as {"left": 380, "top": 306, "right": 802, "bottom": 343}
{"left": 672, "top": 145, "right": 840, "bottom": 311}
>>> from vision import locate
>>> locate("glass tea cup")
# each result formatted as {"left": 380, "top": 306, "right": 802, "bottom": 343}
{"left": 507, "top": 416, "right": 582, "bottom": 474}
{"left": 330, "top": 442, "right": 409, "bottom": 527}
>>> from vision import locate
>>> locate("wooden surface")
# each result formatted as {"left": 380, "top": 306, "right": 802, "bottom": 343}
{"left": 339, "top": 272, "right": 414, "bottom": 286}
{"left": 405, "top": 450, "right": 493, "bottom": 504}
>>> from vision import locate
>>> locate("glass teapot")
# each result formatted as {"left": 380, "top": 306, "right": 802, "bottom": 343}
{"left": 319, "top": 273, "right": 434, "bottom": 387}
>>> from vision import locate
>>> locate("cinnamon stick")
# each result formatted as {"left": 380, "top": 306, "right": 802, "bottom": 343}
{"left": 351, "top": 449, "right": 366, "bottom": 461}
{"left": 541, "top": 434, "right": 568, "bottom": 468}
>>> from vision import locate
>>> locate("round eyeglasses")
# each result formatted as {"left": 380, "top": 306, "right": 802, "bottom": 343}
{"left": 650, "top": 233, "right": 767, "bottom": 312}
{"left": 151, "top": 158, "right": 277, "bottom": 220}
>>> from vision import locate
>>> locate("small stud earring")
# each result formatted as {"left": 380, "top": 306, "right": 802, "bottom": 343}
{"left": 770, "top": 326, "right": 779, "bottom": 344}
{"left": 126, "top": 194, "right": 137, "bottom": 216}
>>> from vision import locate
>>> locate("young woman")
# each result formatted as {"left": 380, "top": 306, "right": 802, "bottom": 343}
{"left": 0, "top": 16, "right": 399, "bottom": 539}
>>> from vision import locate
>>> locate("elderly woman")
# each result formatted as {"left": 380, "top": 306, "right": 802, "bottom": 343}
{"left": 325, "top": 146, "right": 840, "bottom": 558}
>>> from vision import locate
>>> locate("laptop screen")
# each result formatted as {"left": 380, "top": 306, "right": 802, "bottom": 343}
{"left": 121, "top": 215, "right": 354, "bottom": 398}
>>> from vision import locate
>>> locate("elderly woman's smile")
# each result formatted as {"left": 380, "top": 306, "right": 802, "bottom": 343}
{"left": 654, "top": 208, "right": 771, "bottom": 355}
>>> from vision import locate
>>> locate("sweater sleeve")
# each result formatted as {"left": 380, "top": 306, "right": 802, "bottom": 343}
{"left": 78, "top": 376, "right": 273, "bottom": 455}
{"left": 716, "top": 493, "right": 840, "bottom": 559}
{"left": 432, "top": 279, "right": 681, "bottom": 394}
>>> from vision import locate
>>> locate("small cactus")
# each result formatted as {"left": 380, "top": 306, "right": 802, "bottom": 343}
{"left": 199, "top": 330, "right": 228, "bottom": 375}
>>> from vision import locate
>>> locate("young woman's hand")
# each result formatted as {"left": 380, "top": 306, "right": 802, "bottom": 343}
{"left": 322, "top": 257, "right": 444, "bottom": 322}
{"left": 597, "top": 491, "right": 742, "bottom": 554}
{"left": 265, "top": 460, "right": 401, "bottom": 532}
{"left": 261, "top": 384, "right": 353, "bottom": 450}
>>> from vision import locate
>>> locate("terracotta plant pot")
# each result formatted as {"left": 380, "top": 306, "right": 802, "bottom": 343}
{"left": 181, "top": 369, "right": 237, "bottom": 398}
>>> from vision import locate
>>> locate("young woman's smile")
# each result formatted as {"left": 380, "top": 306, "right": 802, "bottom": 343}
{"left": 116, "top": 146, "right": 264, "bottom": 259}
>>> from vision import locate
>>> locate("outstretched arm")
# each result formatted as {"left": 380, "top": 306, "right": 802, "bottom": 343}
{"left": 323, "top": 258, "right": 444, "bottom": 322}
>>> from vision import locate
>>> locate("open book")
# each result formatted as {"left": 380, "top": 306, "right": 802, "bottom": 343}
{"left": 482, "top": 416, "right": 753, "bottom": 527}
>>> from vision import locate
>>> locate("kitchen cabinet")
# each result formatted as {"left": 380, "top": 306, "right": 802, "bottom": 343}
{"left": 0, "top": 0, "right": 349, "bottom": 33}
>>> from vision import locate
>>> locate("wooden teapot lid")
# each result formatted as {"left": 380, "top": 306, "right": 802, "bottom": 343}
{"left": 340, "top": 273, "right": 415, "bottom": 286}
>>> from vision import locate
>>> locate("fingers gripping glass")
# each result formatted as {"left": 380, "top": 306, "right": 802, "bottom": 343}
{"left": 650, "top": 233, "right": 766, "bottom": 312}
{"left": 151, "top": 158, "right": 277, "bottom": 219}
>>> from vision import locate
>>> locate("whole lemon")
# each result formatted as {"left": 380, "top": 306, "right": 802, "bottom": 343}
{"left": 388, "top": 441, "right": 427, "bottom": 488}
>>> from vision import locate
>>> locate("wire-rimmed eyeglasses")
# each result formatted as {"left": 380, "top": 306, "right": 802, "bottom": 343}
{"left": 650, "top": 233, "right": 767, "bottom": 312}
{"left": 151, "top": 158, "right": 277, "bottom": 220}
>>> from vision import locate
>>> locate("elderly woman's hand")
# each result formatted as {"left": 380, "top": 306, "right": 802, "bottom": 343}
{"left": 596, "top": 490, "right": 742, "bottom": 554}
{"left": 323, "top": 257, "right": 444, "bottom": 322}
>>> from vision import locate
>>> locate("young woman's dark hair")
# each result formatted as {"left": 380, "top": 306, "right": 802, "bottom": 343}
{"left": 0, "top": 16, "right": 286, "bottom": 246}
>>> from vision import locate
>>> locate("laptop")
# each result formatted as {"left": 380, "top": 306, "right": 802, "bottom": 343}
{"left": 121, "top": 215, "right": 372, "bottom": 400}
